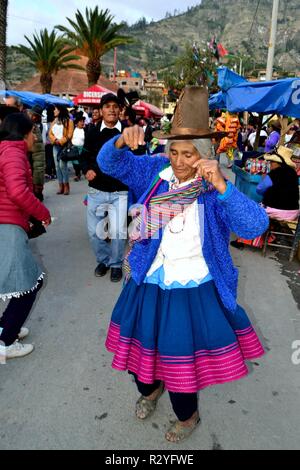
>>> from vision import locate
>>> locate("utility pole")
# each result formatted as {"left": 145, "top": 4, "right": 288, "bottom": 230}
{"left": 113, "top": 48, "right": 117, "bottom": 82}
{"left": 266, "top": 0, "right": 280, "bottom": 81}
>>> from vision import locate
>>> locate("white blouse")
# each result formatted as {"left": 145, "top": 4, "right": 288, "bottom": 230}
{"left": 146, "top": 166, "right": 210, "bottom": 287}
{"left": 72, "top": 127, "right": 85, "bottom": 147}
{"left": 51, "top": 122, "right": 64, "bottom": 141}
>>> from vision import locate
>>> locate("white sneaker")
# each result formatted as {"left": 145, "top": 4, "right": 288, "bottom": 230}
{"left": 18, "top": 327, "right": 29, "bottom": 340}
{"left": 3, "top": 341, "right": 34, "bottom": 359}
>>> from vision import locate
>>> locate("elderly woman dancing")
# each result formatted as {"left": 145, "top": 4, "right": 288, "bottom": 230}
{"left": 97, "top": 87, "right": 269, "bottom": 443}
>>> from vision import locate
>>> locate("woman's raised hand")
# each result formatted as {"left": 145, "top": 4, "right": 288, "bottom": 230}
{"left": 192, "top": 159, "right": 227, "bottom": 195}
{"left": 115, "top": 125, "right": 145, "bottom": 151}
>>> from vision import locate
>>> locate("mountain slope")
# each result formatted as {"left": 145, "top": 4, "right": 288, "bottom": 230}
{"left": 7, "top": 0, "right": 300, "bottom": 86}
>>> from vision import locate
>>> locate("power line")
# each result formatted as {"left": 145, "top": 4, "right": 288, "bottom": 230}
{"left": 249, "top": 0, "right": 261, "bottom": 39}
{"left": 8, "top": 14, "right": 56, "bottom": 27}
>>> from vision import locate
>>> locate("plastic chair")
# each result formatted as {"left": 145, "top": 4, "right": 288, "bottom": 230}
{"left": 262, "top": 217, "right": 300, "bottom": 261}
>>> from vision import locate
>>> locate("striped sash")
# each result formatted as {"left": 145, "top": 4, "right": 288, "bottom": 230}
{"left": 124, "top": 166, "right": 214, "bottom": 281}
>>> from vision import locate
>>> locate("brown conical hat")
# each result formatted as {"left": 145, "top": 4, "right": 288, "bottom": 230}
{"left": 153, "top": 86, "right": 226, "bottom": 140}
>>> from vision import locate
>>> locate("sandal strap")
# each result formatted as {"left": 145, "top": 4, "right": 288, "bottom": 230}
{"left": 166, "top": 417, "right": 201, "bottom": 443}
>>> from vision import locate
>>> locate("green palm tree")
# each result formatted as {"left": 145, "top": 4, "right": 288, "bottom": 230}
{"left": 0, "top": 0, "right": 8, "bottom": 89}
{"left": 56, "top": 7, "right": 134, "bottom": 87}
{"left": 17, "top": 29, "right": 83, "bottom": 94}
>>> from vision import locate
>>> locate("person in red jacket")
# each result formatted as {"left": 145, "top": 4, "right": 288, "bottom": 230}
{"left": 0, "top": 113, "right": 51, "bottom": 361}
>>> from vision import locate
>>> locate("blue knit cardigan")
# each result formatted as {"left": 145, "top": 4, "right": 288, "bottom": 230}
{"left": 98, "top": 136, "right": 269, "bottom": 312}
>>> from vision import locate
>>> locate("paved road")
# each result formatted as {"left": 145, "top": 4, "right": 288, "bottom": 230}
{"left": 0, "top": 175, "right": 299, "bottom": 450}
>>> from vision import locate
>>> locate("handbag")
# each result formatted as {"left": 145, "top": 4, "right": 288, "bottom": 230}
{"left": 59, "top": 142, "right": 80, "bottom": 162}
{"left": 28, "top": 217, "right": 46, "bottom": 239}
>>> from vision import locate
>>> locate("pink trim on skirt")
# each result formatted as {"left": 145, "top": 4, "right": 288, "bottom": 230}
{"left": 105, "top": 322, "right": 265, "bottom": 393}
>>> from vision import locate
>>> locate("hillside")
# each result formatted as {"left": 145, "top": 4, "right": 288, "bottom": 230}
{"left": 105, "top": 0, "right": 300, "bottom": 76}
{"left": 6, "top": 0, "right": 300, "bottom": 87}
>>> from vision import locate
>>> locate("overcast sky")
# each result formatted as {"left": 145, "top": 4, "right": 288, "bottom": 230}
{"left": 7, "top": 0, "right": 201, "bottom": 45}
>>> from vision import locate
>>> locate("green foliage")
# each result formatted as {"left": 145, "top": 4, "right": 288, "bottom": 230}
{"left": 56, "top": 7, "right": 134, "bottom": 60}
{"left": 17, "top": 29, "right": 83, "bottom": 75}
{"left": 173, "top": 44, "right": 218, "bottom": 91}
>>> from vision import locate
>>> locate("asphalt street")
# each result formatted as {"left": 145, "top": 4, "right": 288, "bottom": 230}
{"left": 0, "top": 173, "right": 299, "bottom": 450}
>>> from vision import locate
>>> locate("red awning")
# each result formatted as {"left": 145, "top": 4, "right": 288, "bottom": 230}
{"left": 73, "top": 86, "right": 164, "bottom": 118}
{"left": 133, "top": 100, "right": 163, "bottom": 118}
{"left": 73, "top": 85, "right": 116, "bottom": 106}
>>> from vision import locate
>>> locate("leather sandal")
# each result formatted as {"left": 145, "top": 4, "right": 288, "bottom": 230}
{"left": 135, "top": 383, "right": 165, "bottom": 420}
{"left": 165, "top": 415, "right": 201, "bottom": 443}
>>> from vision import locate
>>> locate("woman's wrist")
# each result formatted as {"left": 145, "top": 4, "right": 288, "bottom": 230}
{"left": 215, "top": 179, "right": 227, "bottom": 195}
{"left": 115, "top": 135, "right": 125, "bottom": 149}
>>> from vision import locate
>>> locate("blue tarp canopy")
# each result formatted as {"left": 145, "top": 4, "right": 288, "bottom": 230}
{"left": 209, "top": 91, "right": 227, "bottom": 110}
{"left": 209, "top": 67, "right": 300, "bottom": 119}
{"left": 0, "top": 90, "right": 73, "bottom": 108}
{"left": 217, "top": 66, "right": 247, "bottom": 91}
{"left": 41, "top": 94, "right": 74, "bottom": 107}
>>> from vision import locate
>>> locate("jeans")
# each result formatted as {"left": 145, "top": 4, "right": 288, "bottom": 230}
{"left": 87, "top": 189, "right": 128, "bottom": 268}
{"left": 0, "top": 280, "right": 43, "bottom": 346}
{"left": 53, "top": 145, "right": 69, "bottom": 184}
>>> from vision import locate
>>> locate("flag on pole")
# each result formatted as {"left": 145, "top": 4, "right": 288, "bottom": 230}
{"left": 217, "top": 43, "right": 229, "bottom": 57}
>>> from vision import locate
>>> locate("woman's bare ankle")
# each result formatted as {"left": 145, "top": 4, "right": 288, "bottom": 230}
{"left": 180, "top": 411, "right": 199, "bottom": 427}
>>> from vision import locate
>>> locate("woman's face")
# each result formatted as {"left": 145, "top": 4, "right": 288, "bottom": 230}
{"left": 24, "top": 130, "right": 37, "bottom": 152}
{"left": 168, "top": 141, "right": 201, "bottom": 183}
{"left": 270, "top": 161, "right": 281, "bottom": 170}
{"left": 54, "top": 107, "right": 60, "bottom": 118}
{"left": 77, "top": 119, "right": 85, "bottom": 129}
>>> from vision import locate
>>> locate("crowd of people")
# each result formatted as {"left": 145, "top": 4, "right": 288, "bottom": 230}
{"left": 0, "top": 87, "right": 299, "bottom": 443}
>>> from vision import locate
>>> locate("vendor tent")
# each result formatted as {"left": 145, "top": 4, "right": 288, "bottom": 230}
{"left": 209, "top": 91, "right": 227, "bottom": 110}
{"left": 209, "top": 67, "right": 300, "bottom": 119}
{"left": 225, "top": 78, "right": 300, "bottom": 118}
{"left": 73, "top": 85, "right": 164, "bottom": 118}
{"left": 133, "top": 100, "right": 163, "bottom": 119}
{"left": 72, "top": 85, "right": 115, "bottom": 105}
{"left": 0, "top": 90, "right": 73, "bottom": 108}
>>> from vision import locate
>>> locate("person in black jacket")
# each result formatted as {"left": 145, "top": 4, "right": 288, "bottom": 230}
{"left": 82, "top": 94, "right": 128, "bottom": 283}
{"left": 231, "top": 146, "right": 299, "bottom": 249}
{"left": 260, "top": 146, "right": 299, "bottom": 219}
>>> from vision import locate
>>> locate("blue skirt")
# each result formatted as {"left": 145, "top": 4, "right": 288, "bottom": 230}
{"left": 105, "top": 279, "right": 264, "bottom": 393}
{"left": 0, "top": 224, "right": 43, "bottom": 301}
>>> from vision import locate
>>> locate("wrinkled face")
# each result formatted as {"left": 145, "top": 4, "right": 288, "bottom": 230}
{"left": 100, "top": 101, "right": 120, "bottom": 126}
{"left": 24, "top": 130, "right": 37, "bottom": 151}
{"left": 92, "top": 109, "right": 100, "bottom": 122}
{"left": 168, "top": 141, "right": 201, "bottom": 183}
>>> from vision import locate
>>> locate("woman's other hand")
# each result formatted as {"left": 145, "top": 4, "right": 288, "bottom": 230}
{"left": 42, "top": 217, "right": 52, "bottom": 228}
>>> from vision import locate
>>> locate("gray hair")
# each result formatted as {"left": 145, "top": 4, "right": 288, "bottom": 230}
{"left": 165, "top": 139, "right": 213, "bottom": 159}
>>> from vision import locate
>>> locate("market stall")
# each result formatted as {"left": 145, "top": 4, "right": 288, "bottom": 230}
{"left": 0, "top": 90, "right": 73, "bottom": 108}
{"left": 72, "top": 85, "right": 114, "bottom": 106}
{"left": 210, "top": 67, "right": 300, "bottom": 201}
{"left": 73, "top": 85, "right": 164, "bottom": 119}
{"left": 132, "top": 100, "right": 164, "bottom": 119}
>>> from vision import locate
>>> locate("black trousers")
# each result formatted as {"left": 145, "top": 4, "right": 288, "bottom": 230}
{"left": 45, "top": 144, "right": 56, "bottom": 177}
{"left": 0, "top": 280, "right": 43, "bottom": 346}
{"left": 131, "top": 372, "right": 198, "bottom": 422}
{"left": 72, "top": 162, "right": 82, "bottom": 178}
